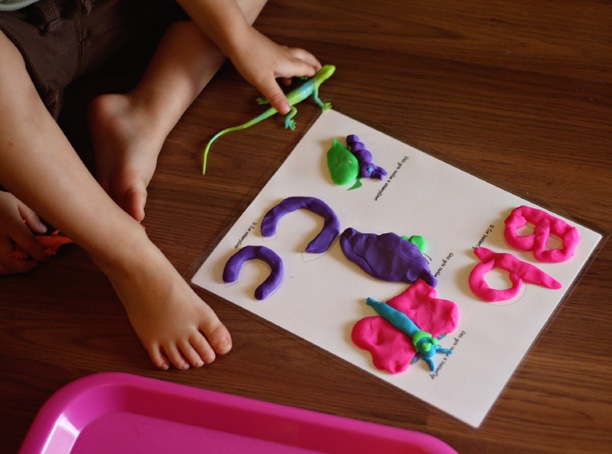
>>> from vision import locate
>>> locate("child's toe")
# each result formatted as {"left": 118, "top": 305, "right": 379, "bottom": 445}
{"left": 181, "top": 339, "right": 207, "bottom": 367}
{"left": 148, "top": 347, "right": 170, "bottom": 370}
{"left": 191, "top": 334, "right": 216, "bottom": 364}
{"left": 208, "top": 324, "right": 232, "bottom": 355}
{"left": 165, "top": 344, "right": 190, "bottom": 370}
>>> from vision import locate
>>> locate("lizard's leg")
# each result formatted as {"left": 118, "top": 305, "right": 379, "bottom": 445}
{"left": 311, "top": 86, "right": 332, "bottom": 110}
{"left": 284, "top": 106, "right": 298, "bottom": 131}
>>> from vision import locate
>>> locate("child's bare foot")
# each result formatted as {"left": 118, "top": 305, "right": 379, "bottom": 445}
{"left": 88, "top": 93, "right": 167, "bottom": 222}
{"left": 97, "top": 237, "right": 232, "bottom": 370}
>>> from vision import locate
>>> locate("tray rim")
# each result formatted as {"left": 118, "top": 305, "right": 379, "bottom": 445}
{"left": 19, "top": 372, "right": 457, "bottom": 454}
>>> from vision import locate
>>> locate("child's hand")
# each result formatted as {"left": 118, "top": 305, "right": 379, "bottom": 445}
{"left": 229, "top": 28, "right": 322, "bottom": 114}
{"left": 0, "top": 192, "right": 49, "bottom": 274}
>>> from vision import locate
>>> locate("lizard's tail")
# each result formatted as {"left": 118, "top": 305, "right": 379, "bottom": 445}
{"left": 201, "top": 108, "right": 274, "bottom": 174}
{"left": 202, "top": 126, "right": 243, "bottom": 174}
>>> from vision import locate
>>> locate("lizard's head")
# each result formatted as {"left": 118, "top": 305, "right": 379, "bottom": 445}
{"left": 316, "top": 64, "right": 336, "bottom": 81}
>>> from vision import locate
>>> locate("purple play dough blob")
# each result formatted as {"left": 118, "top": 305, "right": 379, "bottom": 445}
{"left": 346, "top": 134, "right": 387, "bottom": 180}
{"left": 260, "top": 196, "right": 340, "bottom": 253}
{"left": 339, "top": 228, "right": 436, "bottom": 287}
{"left": 223, "top": 245, "right": 284, "bottom": 300}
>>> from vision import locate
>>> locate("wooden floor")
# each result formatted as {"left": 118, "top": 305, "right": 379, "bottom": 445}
{"left": 2, "top": 1, "right": 611, "bottom": 452}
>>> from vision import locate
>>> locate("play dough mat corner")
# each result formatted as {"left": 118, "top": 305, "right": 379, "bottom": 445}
{"left": 191, "top": 109, "right": 602, "bottom": 428}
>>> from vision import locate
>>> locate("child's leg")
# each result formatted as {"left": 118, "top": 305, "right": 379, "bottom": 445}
{"left": 89, "top": 0, "right": 268, "bottom": 221}
{"left": 0, "top": 29, "right": 230, "bottom": 370}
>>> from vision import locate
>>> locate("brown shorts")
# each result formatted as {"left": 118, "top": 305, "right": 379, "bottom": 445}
{"left": 0, "top": 0, "right": 187, "bottom": 118}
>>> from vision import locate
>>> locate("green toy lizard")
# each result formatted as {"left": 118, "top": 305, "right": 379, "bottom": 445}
{"left": 201, "top": 64, "right": 336, "bottom": 174}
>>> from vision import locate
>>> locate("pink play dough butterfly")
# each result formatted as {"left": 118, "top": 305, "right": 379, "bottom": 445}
{"left": 352, "top": 279, "right": 459, "bottom": 374}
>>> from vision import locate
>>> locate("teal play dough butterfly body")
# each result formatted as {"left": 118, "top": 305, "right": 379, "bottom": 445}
{"left": 352, "top": 280, "right": 459, "bottom": 374}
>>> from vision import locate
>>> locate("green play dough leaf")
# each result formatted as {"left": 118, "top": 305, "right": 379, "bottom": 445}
{"left": 327, "top": 139, "right": 359, "bottom": 185}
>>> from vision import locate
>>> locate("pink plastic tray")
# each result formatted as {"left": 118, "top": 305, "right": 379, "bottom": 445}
{"left": 20, "top": 372, "right": 456, "bottom": 453}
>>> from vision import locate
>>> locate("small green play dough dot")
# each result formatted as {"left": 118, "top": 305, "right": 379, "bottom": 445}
{"left": 401, "top": 235, "right": 427, "bottom": 253}
{"left": 327, "top": 139, "right": 359, "bottom": 185}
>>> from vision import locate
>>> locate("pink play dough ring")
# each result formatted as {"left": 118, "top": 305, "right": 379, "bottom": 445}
{"left": 504, "top": 205, "right": 580, "bottom": 263}
{"left": 469, "top": 247, "right": 562, "bottom": 302}
{"left": 469, "top": 257, "right": 524, "bottom": 302}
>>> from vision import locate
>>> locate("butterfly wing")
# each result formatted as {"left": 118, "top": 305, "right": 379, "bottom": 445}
{"left": 388, "top": 279, "right": 459, "bottom": 337}
{"left": 351, "top": 280, "right": 459, "bottom": 374}
{"left": 352, "top": 316, "right": 417, "bottom": 374}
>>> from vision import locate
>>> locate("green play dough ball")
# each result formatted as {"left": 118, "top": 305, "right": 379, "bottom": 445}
{"left": 327, "top": 139, "right": 359, "bottom": 185}
{"left": 408, "top": 235, "right": 427, "bottom": 253}
{"left": 401, "top": 235, "right": 427, "bottom": 253}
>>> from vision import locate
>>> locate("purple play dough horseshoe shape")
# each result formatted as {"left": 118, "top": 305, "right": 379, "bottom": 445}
{"left": 339, "top": 228, "right": 437, "bottom": 287}
{"left": 260, "top": 196, "right": 340, "bottom": 253}
{"left": 223, "top": 245, "right": 284, "bottom": 300}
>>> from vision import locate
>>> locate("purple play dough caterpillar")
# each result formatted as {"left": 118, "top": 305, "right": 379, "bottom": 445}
{"left": 346, "top": 134, "right": 387, "bottom": 180}
{"left": 260, "top": 196, "right": 340, "bottom": 253}
{"left": 223, "top": 245, "right": 284, "bottom": 300}
{"left": 339, "top": 228, "right": 437, "bottom": 287}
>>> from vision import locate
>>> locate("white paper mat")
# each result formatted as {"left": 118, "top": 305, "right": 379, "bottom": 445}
{"left": 192, "top": 110, "right": 602, "bottom": 427}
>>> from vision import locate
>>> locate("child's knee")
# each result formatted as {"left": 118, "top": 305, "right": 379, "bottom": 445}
{"left": 0, "top": 30, "right": 27, "bottom": 72}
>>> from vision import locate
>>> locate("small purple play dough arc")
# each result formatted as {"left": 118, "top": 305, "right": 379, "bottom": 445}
{"left": 260, "top": 196, "right": 340, "bottom": 253}
{"left": 223, "top": 245, "right": 284, "bottom": 300}
{"left": 339, "top": 228, "right": 436, "bottom": 287}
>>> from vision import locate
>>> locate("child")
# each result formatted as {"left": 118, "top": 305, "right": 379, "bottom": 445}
{"left": 0, "top": 0, "right": 322, "bottom": 370}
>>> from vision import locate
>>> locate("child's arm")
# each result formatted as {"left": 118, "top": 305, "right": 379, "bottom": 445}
{"left": 0, "top": 191, "right": 49, "bottom": 273}
{"left": 176, "top": 0, "right": 322, "bottom": 114}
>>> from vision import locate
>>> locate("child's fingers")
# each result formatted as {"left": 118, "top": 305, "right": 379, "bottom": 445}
{"left": 0, "top": 238, "right": 40, "bottom": 274}
{"left": 276, "top": 55, "right": 319, "bottom": 80}
{"left": 18, "top": 202, "right": 48, "bottom": 234}
{"left": 286, "top": 47, "right": 322, "bottom": 72}
{"left": 258, "top": 80, "right": 291, "bottom": 114}
{"left": 257, "top": 57, "right": 321, "bottom": 114}
{"left": 5, "top": 257, "right": 41, "bottom": 274}
{"left": 11, "top": 229, "right": 49, "bottom": 262}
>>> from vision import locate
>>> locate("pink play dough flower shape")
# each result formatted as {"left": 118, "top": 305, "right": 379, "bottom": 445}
{"left": 469, "top": 247, "right": 562, "bottom": 302}
{"left": 504, "top": 205, "right": 580, "bottom": 263}
{"left": 352, "top": 280, "right": 459, "bottom": 374}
